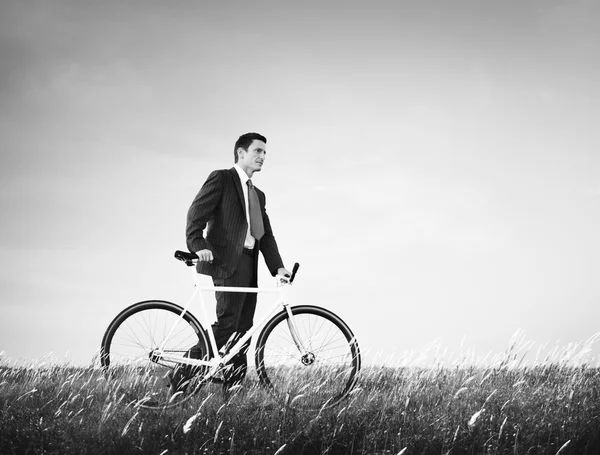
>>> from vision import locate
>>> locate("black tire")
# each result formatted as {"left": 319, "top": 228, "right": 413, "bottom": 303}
{"left": 100, "top": 300, "right": 211, "bottom": 409}
{"left": 255, "top": 305, "right": 361, "bottom": 410}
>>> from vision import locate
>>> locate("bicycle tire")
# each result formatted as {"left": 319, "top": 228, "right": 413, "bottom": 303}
{"left": 100, "top": 300, "right": 211, "bottom": 410}
{"left": 255, "top": 305, "right": 361, "bottom": 411}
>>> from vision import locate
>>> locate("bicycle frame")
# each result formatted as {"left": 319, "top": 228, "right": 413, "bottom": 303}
{"left": 155, "top": 265, "right": 306, "bottom": 379}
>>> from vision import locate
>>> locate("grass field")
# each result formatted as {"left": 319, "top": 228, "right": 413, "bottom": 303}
{"left": 1, "top": 346, "right": 600, "bottom": 455}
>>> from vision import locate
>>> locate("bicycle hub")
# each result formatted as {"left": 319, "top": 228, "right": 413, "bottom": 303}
{"left": 301, "top": 352, "right": 315, "bottom": 366}
{"left": 148, "top": 349, "right": 162, "bottom": 363}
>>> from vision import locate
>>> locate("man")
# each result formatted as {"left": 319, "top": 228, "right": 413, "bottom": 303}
{"left": 185, "top": 132, "right": 290, "bottom": 389}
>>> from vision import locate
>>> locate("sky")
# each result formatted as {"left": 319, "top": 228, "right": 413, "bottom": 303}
{"left": 1, "top": 0, "right": 599, "bottom": 367}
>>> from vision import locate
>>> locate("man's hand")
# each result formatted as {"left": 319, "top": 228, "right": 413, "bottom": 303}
{"left": 277, "top": 267, "right": 291, "bottom": 277}
{"left": 277, "top": 267, "right": 292, "bottom": 283}
{"left": 195, "top": 249, "right": 214, "bottom": 263}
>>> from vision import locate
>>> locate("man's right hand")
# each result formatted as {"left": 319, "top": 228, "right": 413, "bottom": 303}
{"left": 195, "top": 249, "right": 214, "bottom": 263}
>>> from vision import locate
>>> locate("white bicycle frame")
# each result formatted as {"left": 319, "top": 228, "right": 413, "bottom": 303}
{"left": 155, "top": 264, "right": 305, "bottom": 379}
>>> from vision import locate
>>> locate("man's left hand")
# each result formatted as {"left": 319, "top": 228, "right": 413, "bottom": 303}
{"left": 277, "top": 267, "right": 292, "bottom": 282}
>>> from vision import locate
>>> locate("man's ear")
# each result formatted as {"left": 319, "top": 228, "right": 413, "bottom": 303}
{"left": 236, "top": 147, "right": 244, "bottom": 161}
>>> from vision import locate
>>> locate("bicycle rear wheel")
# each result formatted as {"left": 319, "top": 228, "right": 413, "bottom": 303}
{"left": 100, "top": 300, "right": 211, "bottom": 409}
{"left": 255, "top": 305, "right": 361, "bottom": 411}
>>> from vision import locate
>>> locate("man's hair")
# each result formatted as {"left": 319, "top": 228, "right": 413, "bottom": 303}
{"left": 234, "top": 132, "right": 267, "bottom": 163}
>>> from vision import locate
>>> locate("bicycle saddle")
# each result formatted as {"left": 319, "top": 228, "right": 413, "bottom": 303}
{"left": 174, "top": 250, "right": 198, "bottom": 266}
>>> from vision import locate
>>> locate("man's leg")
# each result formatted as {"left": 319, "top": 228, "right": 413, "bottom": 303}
{"left": 212, "top": 250, "right": 257, "bottom": 386}
{"left": 171, "top": 250, "right": 255, "bottom": 393}
{"left": 225, "top": 292, "right": 256, "bottom": 385}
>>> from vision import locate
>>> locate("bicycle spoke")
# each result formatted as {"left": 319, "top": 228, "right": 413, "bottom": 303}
{"left": 101, "top": 301, "right": 210, "bottom": 410}
{"left": 256, "top": 306, "right": 360, "bottom": 411}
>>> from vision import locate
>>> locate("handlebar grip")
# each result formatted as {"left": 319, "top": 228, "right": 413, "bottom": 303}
{"left": 290, "top": 262, "right": 300, "bottom": 283}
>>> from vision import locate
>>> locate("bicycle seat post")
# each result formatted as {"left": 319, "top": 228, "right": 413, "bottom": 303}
{"left": 190, "top": 266, "right": 221, "bottom": 361}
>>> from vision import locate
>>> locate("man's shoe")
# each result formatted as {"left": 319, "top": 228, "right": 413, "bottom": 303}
{"left": 167, "top": 340, "right": 211, "bottom": 395}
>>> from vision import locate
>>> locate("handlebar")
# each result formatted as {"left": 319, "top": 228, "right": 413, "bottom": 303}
{"left": 289, "top": 262, "right": 300, "bottom": 283}
{"left": 174, "top": 250, "right": 300, "bottom": 284}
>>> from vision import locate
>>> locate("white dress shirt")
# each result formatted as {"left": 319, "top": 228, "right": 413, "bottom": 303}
{"left": 233, "top": 164, "right": 256, "bottom": 249}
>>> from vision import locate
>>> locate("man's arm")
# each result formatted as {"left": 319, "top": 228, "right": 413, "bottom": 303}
{"left": 258, "top": 192, "right": 286, "bottom": 276}
{"left": 186, "top": 170, "right": 223, "bottom": 255}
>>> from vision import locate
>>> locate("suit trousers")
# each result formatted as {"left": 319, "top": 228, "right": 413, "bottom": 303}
{"left": 211, "top": 248, "right": 257, "bottom": 385}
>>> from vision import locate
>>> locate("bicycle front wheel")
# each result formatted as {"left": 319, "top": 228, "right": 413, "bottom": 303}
{"left": 255, "top": 305, "right": 361, "bottom": 411}
{"left": 100, "top": 300, "right": 211, "bottom": 410}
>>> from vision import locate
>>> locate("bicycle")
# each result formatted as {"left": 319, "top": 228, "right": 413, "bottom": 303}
{"left": 100, "top": 250, "right": 361, "bottom": 411}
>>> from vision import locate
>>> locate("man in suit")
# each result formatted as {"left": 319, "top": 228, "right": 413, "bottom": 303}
{"left": 185, "top": 132, "right": 290, "bottom": 389}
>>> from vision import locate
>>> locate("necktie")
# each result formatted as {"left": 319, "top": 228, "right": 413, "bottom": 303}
{"left": 247, "top": 179, "right": 264, "bottom": 240}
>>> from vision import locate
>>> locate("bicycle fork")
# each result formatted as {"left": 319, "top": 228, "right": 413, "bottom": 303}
{"left": 283, "top": 304, "right": 315, "bottom": 365}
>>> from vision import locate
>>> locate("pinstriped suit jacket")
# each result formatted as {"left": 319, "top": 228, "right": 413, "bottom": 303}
{"left": 186, "top": 167, "right": 284, "bottom": 279}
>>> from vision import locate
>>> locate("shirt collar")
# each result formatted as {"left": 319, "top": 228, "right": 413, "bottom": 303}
{"left": 233, "top": 163, "right": 249, "bottom": 185}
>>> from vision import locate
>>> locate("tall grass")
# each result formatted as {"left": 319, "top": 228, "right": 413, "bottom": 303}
{"left": 1, "top": 336, "right": 599, "bottom": 455}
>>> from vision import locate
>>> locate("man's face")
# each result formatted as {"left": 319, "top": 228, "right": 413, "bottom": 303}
{"left": 238, "top": 140, "right": 266, "bottom": 174}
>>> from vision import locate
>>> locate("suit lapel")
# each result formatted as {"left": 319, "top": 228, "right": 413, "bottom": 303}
{"left": 229, "top": 167, "right": 245, "bottom": 213}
